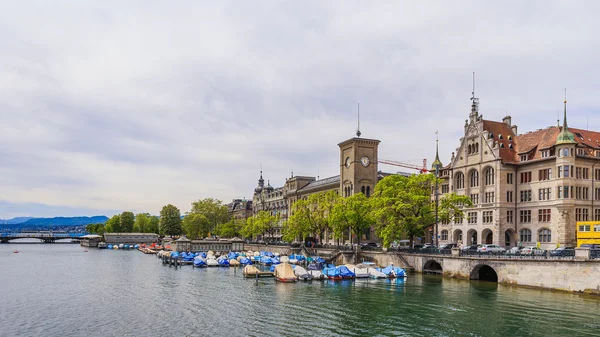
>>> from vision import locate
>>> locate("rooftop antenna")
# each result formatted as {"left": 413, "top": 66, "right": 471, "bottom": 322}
{"left": 356, "top": 103, "right": 361, "bottom": 138}
{"left": 557, "top": 108, "right": 560, "bottom": 127}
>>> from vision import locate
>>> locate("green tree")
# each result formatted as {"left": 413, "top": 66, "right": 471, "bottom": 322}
{"left": 371, "top": 174, "right": 472, "bottom": 248}
{"left": 104, "top": 214, "right": 121, "bottom": 233}
{"left": 85, "top": 223, "right": 105, "bottom": 236}
{"left": 331, "top": 193, "right": 374, "bottom": 245}
{"left": 147, "top": 216, "right": 160, "bottom": 234}
{"left": 215, "top": 219, "right": 243, "bottom": 238}
{"left": 189, "top": 198, "right": 229, "bottom": 234}
{"left": 241, "top": 211, "right": 278, "bottom": 241}
{"left": 183, "top": 213, "right": 210, "bottom": 239}
{"left": 240, "top": 216, "right": 256, "bottom": 239}
{"left": 160, "top": 204, "right": 183, "bottom": 236}
{"left": 284, "top": 190, "right": 340, "bottom": 243}
{"left": 120, "top": 211, "right": 134, "bottom": 232}
{"left": 133, "top": 213, "right": 150, "bottom": 233}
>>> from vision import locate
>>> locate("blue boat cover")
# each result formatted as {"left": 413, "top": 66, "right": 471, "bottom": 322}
{"left": 239, "top": 257, "right": 251, "bottom": 265}
{"left": 107, "top": 244, "right": 113, "bottom": 249}
{"left": 323, "top": 267, "right": 340, "bottom": 277}
{"left": 327, "top": 263, "right": 335, "bottom": 268}
{"left": 316, "top": 257, "right": 326, "bottom": 263}
{"left": 269, "top": 265, "right": 276, "bottom": 272}
{"left": 193, "top": 257, "right": 206, "bottom": 266}
{"left": 228, "top": 252, "right": 237, "bottom": 259}
{"left": 199, "top": 252, "right": 207, "bottom": 258}
{"left": 260, "top": 256, "right": 272, "bottom": 264}
{"left": 218, "top": 259, "right": 230, "bottom": 266}
{"left": 307, "top": 263, "right": 320, "bottom": 270}
{"left": 336, "top": 266, "right": 355, "bottom": 278}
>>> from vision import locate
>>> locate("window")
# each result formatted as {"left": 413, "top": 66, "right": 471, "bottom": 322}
{"left": 538, "top": 209, "right": 551, "bottom": 222}
{"left": 583, "top": 168, "right": 589, "bottom": 179}
{"left": 483, "top": 211, "right": 493, "bottom": 223}
{"left": 596, "top": 209, "right": 600, "bottom": 221}
{"left": 520, "top": 172, "right": 532, "bottom": 184}
{"left": 576, "top": 208, "right": 589, "bottom": 221}
{"left": 576, "top": 167, "right": 582, "bottom": 179}
{"left": 538, "top": 169, "right": 552, "bottom": 181}
{"left": 520, "top": 229, "right": 532, "bottom": 242}
{"left": 507, "top": 173, "right": 513, "bottom": 184}
{"left": 442, "top": 184, "right": 449, "bottom": 194}
{"left": 506, "top": 210, "right": 513, "bottom": 223}
{"left": 485, "top": 168, "right": 495, "bottom": 185}
{"left": 520, "top": 154, "right": 528, "bottom": 161}
{"left": 564, "top": 186, "right": 570, "bottom": 198}
{"left": 594, "top": 225, "right": 600, "bottom": 232}
{"left": 538, "top": 188, "right": 551, "bottom": 201}
{"left": 563, "top": 148, "right": 570, "bottom": 157}
{"left": 596, "top": 188, "right": 600, "bottom": 201}
{"left": 578, "top": 225, "right": 590, "bottom": 232}
{"left": 575, "top": 187, "right": 589, "bottom": 200}
{"left": 441, "top": 230, "right": 448, "bottom": 241}
{"left": 470, "top": 194, "right": 479, "bottom": 205}
{"left": 520, "top": 190, "right": 532, "bottom": 202}
{"left": 507, "top": 191, "right": 513, "bottom": 202}
{"left": 538, "top": 229, "right": 552, "bottom": 243}
{"left": 541, "top": 150, "right": 550, "bottom": 158}
{"left": 470, "top": 170, "right": 479, "bottom": 187}
{"left": 366, "top": 186, "right": 371, "bottom": 198}
{"left": 564, "top": 165, "right": 570, "bottom": 178}
{"left": 484, "top": 192, "right": 495, "bottom": 203}
{"left": 456, "top": 213, "right": 464, "bottom": 224}
{"left": 456, "top": 172, "right": 465, "bottom": 189}
{"left": 519, "top": 210, "right": 531, "bottom": 223}
{"left": 577, "top": 148, "right": 586, "bottom": 156}
{"left": 558, "top": 166, "right": 562, "bottom": 178}
{"left": 596, "top": 169, "right": 600, "bottom": 181}
{"left": 468, "top": 212, "right": 478, "bottom": 224}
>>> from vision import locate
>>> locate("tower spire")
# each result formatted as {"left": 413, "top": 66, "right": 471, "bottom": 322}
{"left": 356, "top": 103, "right": 361, "bottom": 138}
{"left": 469, "top": 72, "right": 479, "bottom": 120}
{"left": 431, "top": 130, "right": 443, "bottom": 171}
{"left": 556, "top": 89, "right": 577, "bottom": 145}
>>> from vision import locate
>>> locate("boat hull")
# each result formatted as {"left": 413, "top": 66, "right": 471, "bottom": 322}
{"left": 276, "top": 277, "right": 297, "bottom": 283}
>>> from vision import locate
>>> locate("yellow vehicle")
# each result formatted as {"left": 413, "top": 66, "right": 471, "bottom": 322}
{"left": 576, "top": 221, "right": 600, "bottom": 247}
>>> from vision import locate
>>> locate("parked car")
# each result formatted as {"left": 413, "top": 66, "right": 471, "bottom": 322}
{"left": 413, "top": 244, "right": 424, "bottom": 249}
{"left": 360, "top": 242, "right": 380, "bottom": 249}
{"left": 550, "top": 247, "right": 575, "bottom": 257}
{"left": 422, "top": 243, "right": 435, "bottom": 249}
{"left": 477, "top": 244, "right": 505, "bottom": 254}
{"left": 506, "top": 246, "right": 524, "bottom": 255}
{"left": 440, "top": 243, "right": 458, "bottom": 250}
{"left": 461, "top": 244, "right": 480, "bottom": 252}
{"left": 520, "top": 246, "right": 545, "bottom": 256}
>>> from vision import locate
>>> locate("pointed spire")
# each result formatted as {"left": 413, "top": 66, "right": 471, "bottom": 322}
{"left": 431, "top": 130, "right": 443, "bottom": 172}
{"left": 556, "top": 89, "right": 577, "bottom": 145}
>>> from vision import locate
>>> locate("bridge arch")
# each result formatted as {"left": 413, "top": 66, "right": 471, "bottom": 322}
{"left": 423, "top": 259, "right": 443, "bottom": 274}
{"left": 470, "top": 264, "right": 498, "bottom": 282}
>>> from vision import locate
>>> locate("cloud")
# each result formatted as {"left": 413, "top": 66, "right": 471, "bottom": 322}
{"left": 1, "top": 1, "right": 600, "bottom": 218}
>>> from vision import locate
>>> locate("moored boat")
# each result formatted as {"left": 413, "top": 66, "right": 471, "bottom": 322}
{"left": 293, "top": 266, "right": 312, "bottom": 281}
{"left": 243, "top": 265, "right": 274, "bottom": 278}
{"left": 206, "top": 257, "right": 219, "bottom": 267}
{"left": 323, "top": 267, "right": 342, "bottom": 280}
{"left": 274, "top": 263, "right": 297, "bottom": 283}
{"left": 336, "top": 265, "right": 356, "bottom": 279}
{"left": 193, "top": 257, "right": 207, "bottom": 268}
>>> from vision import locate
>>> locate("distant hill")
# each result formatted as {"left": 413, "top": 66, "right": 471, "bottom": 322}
{"left": 19, "top": 216, "right": 109, "bottom": 227}
{"left": 0, "top": 217, "right": 35, "bottom": 224}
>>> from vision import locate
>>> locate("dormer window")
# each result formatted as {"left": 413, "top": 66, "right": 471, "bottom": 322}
{"left": 577, "top": 148, "right": 586, "bottom": 156}
{"left": 500, "top": 143, "right": 505, "bottom": 148}
{"left": 489, "top": 132, "right": 494, "bottom": 139}
{"left": 541, "top": 150, "right": 550, "bottom": 158}
{"left": 508, "top": 135, "right": 513, "bottom": 141}
{"left": 596, "top": 151, "right": 600, "bottom": 158}
{"left": 499, "top": 134, "right": 503, "bottom": 140}
{"left": 509, "top": 144, "right": 514, "bottom": 149}
{"left": 520, "top": 154, "right": 528, "bottom": 161}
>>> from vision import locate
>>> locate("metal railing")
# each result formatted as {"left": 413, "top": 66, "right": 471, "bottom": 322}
{"left": 591, "top": 250, "right": 600, "bottom": 259}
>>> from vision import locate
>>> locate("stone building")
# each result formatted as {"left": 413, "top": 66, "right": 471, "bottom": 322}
{"left": 435, "top": 95, "right": 600, "bottom": 249}
{"left": 226, "top": 199, "right": 253, "bottom": 222}
{"left": 251, "top": 133, "right": 406, "bottom": 244}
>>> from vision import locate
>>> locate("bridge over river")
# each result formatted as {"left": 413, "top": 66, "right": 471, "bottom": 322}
{"left": 0, "top": 232, "right": 86, "bottom": 243}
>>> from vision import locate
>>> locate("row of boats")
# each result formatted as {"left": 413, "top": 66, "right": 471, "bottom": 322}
{"left": 155, "top": 250, "right": 406, "bottom": 283}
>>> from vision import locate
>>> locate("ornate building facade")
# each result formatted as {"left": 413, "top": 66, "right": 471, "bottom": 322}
{"left": 436, "top": 95, "right": 600, "bottom": 249}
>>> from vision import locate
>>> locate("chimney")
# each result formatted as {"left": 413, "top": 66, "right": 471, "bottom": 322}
{"left": 511, "top": 125, "right": 518, "bottom": 135}
{"left": 502, "top": 115, "right": 512, "bottom": 126}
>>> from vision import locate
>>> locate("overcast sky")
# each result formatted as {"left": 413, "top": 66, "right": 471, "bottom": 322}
{"left": 1, "top": 1, "right": 599, "bottom": 219}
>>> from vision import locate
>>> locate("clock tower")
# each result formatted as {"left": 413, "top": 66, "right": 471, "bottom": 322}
{"left": 338, "top": 137, "right": 380, "bottom": 197}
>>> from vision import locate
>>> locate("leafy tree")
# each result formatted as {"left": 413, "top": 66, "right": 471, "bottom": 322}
{"left": 133, "top": 213, "right": 151, "bottom": 233}
{"left": 85, "top": 223, "right": 105, "bottom": 236}
{"left": 240, "top": 216, "right": 256, "bottom": 240}
{"left": 183, "top": 213, "right": 210, "bottom": 239}
{"left": 215, "top": 219, "right": 243, "bottom": 238}
{"left": 104, "top": 214, "right": 121, "bottom": 233}
{"left": 331, "top": 193, "right": 374, "bottom": 245}
{"left": 284, "top": 191, "right": 340, "bottom": 243}
{"left": 189, "top": 198, "right": 229, "bottom": 234}
{"left": 160, "top": 204, "right": 183, "bottom": 236}
{"left": 371, "top": 174, "right": 472, "bottom": 248}
{"left": 120, "top": 211, "right": 134, "bottom": 232}
{"left": 147, "top": 216, "right": 160, "bottom": 234}
{"left": 241, "top": 211, "right": 279, "bottom": 241}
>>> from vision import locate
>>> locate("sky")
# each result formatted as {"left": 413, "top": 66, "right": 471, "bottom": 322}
{"left": 1, "top": 1, "right": 600, "bottom": 219}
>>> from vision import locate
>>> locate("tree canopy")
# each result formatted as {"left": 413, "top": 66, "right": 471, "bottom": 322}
{"left": 284, "top": 190, "right": 339, "bottom": 242}
{"left": 182, "top": 213, "right": 210, "bottom": 239}
{"left": 160, "top": 204, "right": 183, "bottom": 236}
{"left": 85, "top": 223, "right": 105, "bottom": 236}
{"left": 214, "top": 219, "right": 243, "bottom": 238}
{"left": 241, "top": 210, "right": 279, "bottom": 240}
{"left": 104, "top": 214, "right": 121, "bottom": 233}
{"left": 330, "top": 192, "right": 374, "bottom": 245}
{"left": 120, "top": 211, "right": 134, "bottom": 233}
{"left": 190, "top": 198, "right": 229, "bottom": 234}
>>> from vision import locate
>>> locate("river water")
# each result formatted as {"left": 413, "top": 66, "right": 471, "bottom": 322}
{"left": 1, "top": 244, "right": 599, "bottom": 337}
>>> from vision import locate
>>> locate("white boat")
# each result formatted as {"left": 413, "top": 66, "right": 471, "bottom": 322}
{"left": 206, "top": 257, "right": 219, "bottom": 267}
{"left": 294, "top": 266, "right": 311, "bottom": 281}
{"left": 352, "top": 264, "right": 371, "bottom": 278}
{"left": 368, "top": 268, "right": 387, "bottom": 279}
{"left": 289, "top": 258, "right": 299, "bottom": 264}
{"left": 307, "top": 269, "right": 325, "bottom": 280}
{"left": 280, "top": 256, "right": 290, "bottom": 263}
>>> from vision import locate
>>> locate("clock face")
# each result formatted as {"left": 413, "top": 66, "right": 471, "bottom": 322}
{"left": 361, "top": 156, "right": 370, "bottom": 167}
{"left": 345, "top": 157, "right": 351, "bottom": 168}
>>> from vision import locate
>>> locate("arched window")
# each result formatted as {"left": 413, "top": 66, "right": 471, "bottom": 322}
{"left": 538, "top": 229, "right": 551, "bottom": 243}
{"left": 366, "top": 186, "right": 371, "bottom": 198}
{"left": 441, "top": 230, "right": 448, "bottom": 241}
{"left": 361, "top": 186, "right": 365, "bottom": 195}
{"left": 455, "top": 172, "right": 465, "bottom": 189}
{"left": 485, "top": 167, "right": 495, "bottom": 185}
{"left": 468, "top": 144, "right": 472, "bottom": 154}
{"left": 469, "top": 170, "right": 479, "bottom": 187}
{"left": 519, "top": 229, "right": 532, "bottom": 242}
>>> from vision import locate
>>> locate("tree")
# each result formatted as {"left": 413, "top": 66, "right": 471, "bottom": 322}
{"left": 371, "top": 174, "right": 472, "bottom": 248}
{"left": 120, "top": 211, "right": 134, "bottom": 233}
{"left": 183, "top": 213, "right": 210, "bottom": 239}
{"left": 241, "top": 211, "right": 278, "bottom": 241}
{"left": 85, "top": 223, "right": 105, "bottom": 236}
{"left": 160, "top": 204, "right": 183, "bottom": 236}
{"left": 189, "top": 198, "right": 229, "bottom": 234}
{"left": 147, "top": 216, "right": 160, "bottom": 234}
{"left": 284, "top": 190, "right": 340, "bottom": 243}
{"left": 214, "top": 219, "right": 243, "bottom": 238}
{"left": 331, "top": 193, "right": 374, "bottom": 245}
{"left": 133, "top": 213, "right": 151, "bottom": 233}
{"left": 104, "top": 215, "right": 121, "bottom": 233}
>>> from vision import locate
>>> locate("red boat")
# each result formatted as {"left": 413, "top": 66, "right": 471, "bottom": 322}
{"left": 13, "top": 250, "right": 19, "bottom": 254}
{"left": 274, "top": 263, "right": 297, "bottom": 283}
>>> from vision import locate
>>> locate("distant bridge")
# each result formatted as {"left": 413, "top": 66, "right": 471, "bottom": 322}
{"left": 0, "top": 232, "right": 86, "bottom": 243}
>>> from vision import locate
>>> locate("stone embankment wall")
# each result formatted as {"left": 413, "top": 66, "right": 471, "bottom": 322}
{"left": 243, "top": 244, "right": 293, "bottom": 255}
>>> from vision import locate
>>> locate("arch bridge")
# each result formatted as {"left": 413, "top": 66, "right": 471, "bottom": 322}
{"left": 0, "top": 232, "right": 85, "bottom": 243}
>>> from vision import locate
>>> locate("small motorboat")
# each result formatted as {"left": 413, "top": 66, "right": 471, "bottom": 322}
{"left": 274, "top": 263, "right": 297, "bottom": 283}
{"left": 193, "top": 257, "right": 207, "bottom": 268}
{"left": 206, "top": 257, "right": 219, "bottom": 267}
{"left": 83, "top": 249, "right": 88, "bottom": 252}
{"left": 352, "top": 264, "right": 372, "bottom": 279}
{"left": 336, "top": 265, "right": 356, "bottom": 279}
{"left": 368, "top": 268, "right": 387, "bottom": 279}
{"left": 229, "top": 259, "right": 240, "bottom": 267}
{"left": 323, "top": 267, "right": 342, "bottom": 280}
{"left": 13, "top": 250, "right": 19, "bottom": 254}
{"left": 243, "top": 265, "right": 274, "bottom": 278}
{"left": 294, "top": 266, "right": 312, "bottom": 281}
